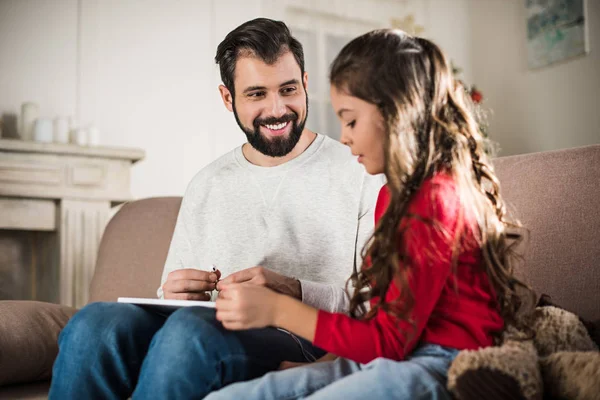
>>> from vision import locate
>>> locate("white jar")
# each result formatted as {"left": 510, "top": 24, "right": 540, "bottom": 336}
{"left": 88, "top": 126, "right": 100, "bottom": 146}
{"left": 19, "top": 102, "right": 39, "bottom": 141}
{"left": 33, "top": 118, "right": 53, "bottom": 143}
{"left": 72, "top": 128, "right": 88, "bottom": 146}
{"left": 53, "top": 117, "right": 70, "bottom": 144}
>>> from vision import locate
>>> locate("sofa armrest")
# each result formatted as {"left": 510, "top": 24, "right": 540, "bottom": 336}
{"left": 0, "top": 301, "right": 77, "bottom": 386}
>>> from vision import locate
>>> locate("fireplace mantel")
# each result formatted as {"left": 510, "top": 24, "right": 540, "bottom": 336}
{"left": 0, "top": 138, "right": 144, "bottom": 307}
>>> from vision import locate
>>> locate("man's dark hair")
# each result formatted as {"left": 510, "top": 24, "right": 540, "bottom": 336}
{"left": 215, "top": 18, "right": 305, "bottom": 94}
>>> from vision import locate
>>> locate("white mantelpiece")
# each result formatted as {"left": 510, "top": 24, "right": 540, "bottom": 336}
{"left": 0, "top": 138, "right": 144, "bottom": 307}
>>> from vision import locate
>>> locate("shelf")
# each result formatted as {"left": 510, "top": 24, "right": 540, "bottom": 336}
{"left": 0, "top": 138, "right": 145, "bottom": 163}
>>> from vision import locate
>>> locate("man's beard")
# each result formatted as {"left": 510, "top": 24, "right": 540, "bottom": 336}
{"left": 233, "top": 98, "right": 308, "bottom": 158}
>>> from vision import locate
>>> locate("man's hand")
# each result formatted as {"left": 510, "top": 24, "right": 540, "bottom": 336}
{"left": 216, "top": 266, "right": 301, "bottom": 299}
{"left": 162, "top": 268, "right": 220, "bottom": 300}
{"left": 215, "top": 283, "right": 281, "bottom": 330}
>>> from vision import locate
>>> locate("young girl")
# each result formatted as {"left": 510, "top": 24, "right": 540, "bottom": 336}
{"left": 206, "top": 29, "right": 532, "bottom": 400}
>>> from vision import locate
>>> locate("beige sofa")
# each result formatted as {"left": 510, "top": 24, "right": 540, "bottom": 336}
{"left": 1, "top": 144, "right": 598, "bottom": 399}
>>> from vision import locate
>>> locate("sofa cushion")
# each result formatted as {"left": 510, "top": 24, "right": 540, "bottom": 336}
{"left": 0, "top": 301, "right": 77, "bottom": 386}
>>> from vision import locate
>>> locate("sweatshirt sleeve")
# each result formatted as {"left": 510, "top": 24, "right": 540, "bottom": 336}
{"left": 156, "top": 189, "right": 197, "bottom": 299}
{"left": 300, "top": 173, "right": 382, "bottom": 313}
{"left": 313, "top": 180, "right": 460, "bottom": 364}
{"left": 299, "top": 280, "right": 349, "bottom": 313}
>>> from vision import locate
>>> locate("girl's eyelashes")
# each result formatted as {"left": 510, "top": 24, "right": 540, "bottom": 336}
{"left": 346, "top": 120, "right": 356, "bottom": 128}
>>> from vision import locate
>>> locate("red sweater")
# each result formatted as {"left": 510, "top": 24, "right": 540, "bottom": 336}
{"left": 313, "top": 174, "right": 503, "bottom": 364}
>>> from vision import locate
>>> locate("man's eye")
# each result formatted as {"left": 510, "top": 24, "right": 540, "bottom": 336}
{"left": 346, "top": 120, "right": 356, "bottom": 128}
{"left": 281, "top": 87, "right": 296, "bottom": 94}
{"left": 248, "top": 92, "right": 265, "bottom": 98}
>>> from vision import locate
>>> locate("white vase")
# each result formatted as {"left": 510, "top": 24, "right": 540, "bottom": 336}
{"left": 88, "top": 126, "right": 100, "bottom": 146}
{"left": 53, "top": 117, "right": 70, "bottom": 144}
{"left": 19, "top": 102, "right": 39, "bottom": 141}
{"left": 72, "top": 128, "right": 87, "bottom": 146}
{"left": 33, "top": 118, "right": 53, "bottom": 143}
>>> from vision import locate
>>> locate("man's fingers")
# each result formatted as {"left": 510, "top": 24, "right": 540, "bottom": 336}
{"left": 168, "top": 292, "right": 211, "bottom": 301}
{"left": 164, "top": 279, "right": 215, "bottom": 293}
{"left": 219, "top": 267, "right": 259, "bottom": 285}
{"left": 168, "top": 268, "right": 218, "bottom": 283}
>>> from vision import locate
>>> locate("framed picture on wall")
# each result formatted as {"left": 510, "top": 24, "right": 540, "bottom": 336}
{"left": 526, "top": 0, "right": 590, "bottom": 69}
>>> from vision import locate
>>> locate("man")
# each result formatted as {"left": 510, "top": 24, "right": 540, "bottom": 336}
{"left": 49, "top": 18, "right": 380, "bottom": 399}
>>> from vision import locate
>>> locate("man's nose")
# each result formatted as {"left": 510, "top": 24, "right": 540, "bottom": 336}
{"left": 269, "top": 94, "right": 287, "bottom": 118}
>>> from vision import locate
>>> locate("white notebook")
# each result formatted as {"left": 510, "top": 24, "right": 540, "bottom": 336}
{"left": 118, "top": 297, "right": 216, "bottom": 315}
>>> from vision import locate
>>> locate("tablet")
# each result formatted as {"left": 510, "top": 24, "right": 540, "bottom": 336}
{"left": 117, "top": 297, "right": 216, "bottom": 316}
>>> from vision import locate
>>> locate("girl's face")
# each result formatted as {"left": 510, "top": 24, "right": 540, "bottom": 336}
{"left": 330, "top": 85, "right": 386, "bottom": 175}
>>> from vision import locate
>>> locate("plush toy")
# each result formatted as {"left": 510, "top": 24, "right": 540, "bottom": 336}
{"left": 447, "top": 298, "right": 600, "bottom": 400}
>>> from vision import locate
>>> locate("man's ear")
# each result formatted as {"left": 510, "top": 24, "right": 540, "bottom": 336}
{"left": 302, "top": 71, "right": 309, "bottom": 92}
{"left": 218, "top": 85, "right": 234, "bottom": 112}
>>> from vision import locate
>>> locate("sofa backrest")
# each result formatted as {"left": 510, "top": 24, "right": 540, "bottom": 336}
{"left": 494, "top": 144, "right": 599, "bottom": 321}
{"left": 89, "top": 197, "right": 182, "bottom": 303}
{"left": 89, "top": 145, "right": 599, "bottom": 320}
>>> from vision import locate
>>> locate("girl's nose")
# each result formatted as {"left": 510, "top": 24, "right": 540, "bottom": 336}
{"left": 340, "top": 129, "right": 352, "bottom": 146}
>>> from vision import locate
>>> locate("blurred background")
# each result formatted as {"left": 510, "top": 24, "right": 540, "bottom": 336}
{"left": 1, "top": 0, "right": 597, "bottom": 199}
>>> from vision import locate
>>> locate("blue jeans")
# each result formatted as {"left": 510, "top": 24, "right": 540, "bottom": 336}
{"left": 49, "top": 302, "right": 324, "bottom": 399}
{"left": 205, "top": 344, "right": 459, "bottom": 400}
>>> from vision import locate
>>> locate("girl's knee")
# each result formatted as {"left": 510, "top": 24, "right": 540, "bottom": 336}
{"left": 364, "top": 357, "right": 397, "bottom": 371}
{"left": 364, "top": 357, "right": 425, "bottom": 381}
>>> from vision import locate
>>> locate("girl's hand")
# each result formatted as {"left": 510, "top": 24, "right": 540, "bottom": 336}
{"left": 215, "top": 283, "right": 281, "bottom": 330}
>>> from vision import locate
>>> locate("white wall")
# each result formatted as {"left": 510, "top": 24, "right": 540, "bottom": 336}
{"left": 80, "top": 0, "right": 233, "bottom": 199}
{"left": 469, "top": 0, "right": 600, "bottom": 156}
{"left": 0, "top": 0, "right": 78, "bottom": 129}
{"left": 409, "top": 0, "right": 473, "bottom": 83}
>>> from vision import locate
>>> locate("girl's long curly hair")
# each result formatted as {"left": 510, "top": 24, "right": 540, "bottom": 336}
{"left": 331, "top": 30, "right": 534, "bottom": 339}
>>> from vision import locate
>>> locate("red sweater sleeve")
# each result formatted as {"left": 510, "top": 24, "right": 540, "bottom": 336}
{"left": 313, "top": 178, "right": 461, "bottom": 364}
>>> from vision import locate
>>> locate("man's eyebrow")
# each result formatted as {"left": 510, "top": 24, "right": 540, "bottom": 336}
{"left": 243, "top": 85, "right": 267, "bottom": 94}
{"left": 280, "top": 79, "right": 300, "bottom": 87}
